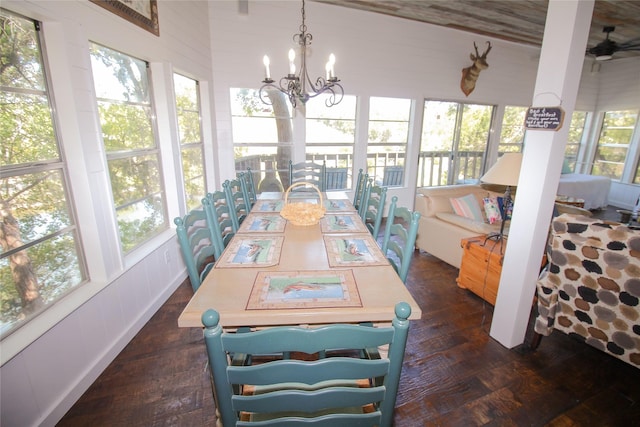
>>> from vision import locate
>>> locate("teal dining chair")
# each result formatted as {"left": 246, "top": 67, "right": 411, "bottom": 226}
{"left": 223, "top": 177, "right": 250, "bottom": 232}
{"left": 174, "top": 209, "right": 216, "bottom": 292}
{"left": 381, "top": 196, "right": 421, "bottom": 284}
{"left": 202, "top": 191, "right": 235, "bottom": 259}
{"left": 363, "top": 184, "right": 387, "bottom": 240}
{"left": 288, "top": 159, "right": 326, "bottom": 191}
{"left": 357, "top": 176, "right": 373, "bottom": 220}
{"left": 244, "top": 168, "right": 257, "bottom": 207}
{"left": 202, "top": 302, "right": 412, "bottom": 427}
{"left": 352, "top": 168, "right": 365, "bottom": 211}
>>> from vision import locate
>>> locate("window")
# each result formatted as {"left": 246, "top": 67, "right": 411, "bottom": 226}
{"left": 563, "top": 111, "right": 588, "bottom": 173}
{"left": 1, "top": 10, "right": 86, "bottom": 337}
{"left": 419, "top": 100, "right": 494, "bottom": 186}
{"left": 305, "top": 94, "right": 357, "bottom": 188}
{"left": 591, "top": 110, "right": 639, "bottom": 180}
{"left": 230, "top": 88, "right": 292, "bottom": 191}
{"left": 174, "top": 73, "right": 205, "bottom": 211}
{"left": 499, "top": 106, "right": 527, "bottom": 153}
{"left": 90, "top": 43, "right": 167, "bottom": 252}
{"left": 367, "top": 97, "right": 411, "bottom": 187}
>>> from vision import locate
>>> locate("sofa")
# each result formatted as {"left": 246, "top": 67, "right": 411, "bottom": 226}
{"left": 414, "top": 184, "right": 505, "bottom": 268}
{"left": 534, "top": 214, "right": 640, "bottom": 368}
{"left": 414, "top": 184, "right": 593, "bottom": 269}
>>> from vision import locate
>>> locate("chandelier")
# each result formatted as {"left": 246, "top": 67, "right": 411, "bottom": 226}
{"left": 260, "top": 0, "right": 344, "bottom": 108}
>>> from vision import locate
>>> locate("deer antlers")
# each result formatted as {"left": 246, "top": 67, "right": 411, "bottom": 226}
{"left": 460, "top": 41, "right": 492, "bottom": 96}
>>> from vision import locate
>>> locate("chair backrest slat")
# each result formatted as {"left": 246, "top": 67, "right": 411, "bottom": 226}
{"left": 224, "top": 178, "right": 250, "bottom": 232}
{"left": 381, "top": 196, "right": 421, "bottom": 283}
{"left": 174, "top": 209, "right": 216, "bottom": 291}
{"left": 364, "top": 185, "right": 387, "bottom": 239}
{"left": 352, "top": 169, "right": 365, "bottom": 210}
{"left": 202, "top": 191, "right": 235, "bottom": 258}
{"left": 289, "top": 160, "right": 327, "bottom": 191}
{"left": 202, "top": 302, "right": 411, "bottom": 426}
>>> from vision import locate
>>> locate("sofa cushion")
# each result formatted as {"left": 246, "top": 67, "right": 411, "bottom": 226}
{"left": 436, "top": 212, "right": 500, "bottom": 234}
{"left": 449, "top": 194, "right": 484, "bottom": 222}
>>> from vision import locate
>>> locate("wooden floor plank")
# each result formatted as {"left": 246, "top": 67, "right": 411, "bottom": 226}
{"left": 58, "top": 207, "right": 640, "bottom": 426}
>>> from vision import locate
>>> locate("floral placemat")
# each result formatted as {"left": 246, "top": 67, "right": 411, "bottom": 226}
{"left": 324, "top": 199, "right": 356, "bottom": 212}
{"left": 246, "top": 270, "right": 361, "bottom": 310}
{"left": 252, "top": 199, "right": 284, "bottom": 213}
{"left": 320, "top": 213, "right": 368, "bottom": 233}
{"left": 216, "top": 235, "right": 284, "bottom": 268}
{"left": 237, "top": 213, "right": 287, "bottom": 233}
{"left": 323, "top": 234, "right": 389, "bottom": 267}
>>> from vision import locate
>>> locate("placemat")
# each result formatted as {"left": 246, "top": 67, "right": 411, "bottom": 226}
{"left": 246, "top": 269, "right": 361, "bottom": 310}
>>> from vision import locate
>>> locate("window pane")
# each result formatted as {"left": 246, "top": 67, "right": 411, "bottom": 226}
{"left": 1, "top": 10, "right": 85, "bottom": 337}
{"left": 592, "top": 110, "right": 638, "bottom": 180}
{"left": 90, "top": 43, "right": 167, "bottom": 252}
{"left": 2, "top": 171, "right": 71, "bottom": 246}
{"left": 0, "top": 12, "right": 45, "bottom": 91}
{"left": 174, "top": 74, "right": 201, "bottom": 145}
{"left": 367, "top": 97, "right": 411, "bottom": 187}
{"left": 174, "top": 74, "right": 205, "bottom": 211}
{"left": 181, "top": 146, "right": 206, "bottom": 210}
{"left": 231, "top": 88, "right": 291, "bottom": 189}
{"left": 419, "top": 100, "right": 493, "bottom": 187}
{"left": 90, "top": 46, "right": 149, "bottom": 103}
{"left": 563, "top": 111, "right": 588, "bottom": 172}
{"left": 1, "top": 92, "right": 59, "bottom": 166}
{"left": 305, "top": 94, "right": 356, "bottom": 189}
{"left": 97, "top": 101, "right": 154, "bottom": 151}
{"left": 499, "top": 106, "right": 527, "bottom": 153}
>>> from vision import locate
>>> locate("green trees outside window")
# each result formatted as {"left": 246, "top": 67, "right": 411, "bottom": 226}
{"left": 419, "top": 100, "right": 494, "bottom": 186}
{"left": 499, "top": 106, "right": 527, "bottom": 153}
{"left": 90, "top": 43, "right": 167, "bottom": 252}
{"left": 174, "top": 74, "right": 205, "bottom": 211}
{"left": 1, "top": 10, "right": 86, "bottom": 336}
{"left": 592, "top": 110, "right": 639, "bottom": 180}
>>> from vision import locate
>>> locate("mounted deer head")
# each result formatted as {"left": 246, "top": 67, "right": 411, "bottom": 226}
{"left": 460, "top": 41, "right": 492, "bottom": 96}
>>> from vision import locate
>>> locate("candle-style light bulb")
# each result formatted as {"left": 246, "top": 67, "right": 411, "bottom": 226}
{"left": 288, "top": 49, "right": 296, "bottom": 75}
{"left": 325, "top": 62, "right": 331, "bottom": 80}
{"left": 263, "top": 55, "right": 271, "bottom": 80}
{"left": 328, "top": 53, "right": 336, "bottom": 79}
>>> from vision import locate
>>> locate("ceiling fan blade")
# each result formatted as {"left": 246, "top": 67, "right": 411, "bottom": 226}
{"left": 619, "top": 38, "right": 640, "bottom": 50}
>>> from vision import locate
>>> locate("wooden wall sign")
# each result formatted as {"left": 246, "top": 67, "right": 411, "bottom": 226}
{"left": 524, "top": 106, "right": 565, "bottom": 131}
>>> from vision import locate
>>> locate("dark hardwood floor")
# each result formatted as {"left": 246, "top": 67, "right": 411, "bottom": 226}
{"left": 58, "top": 206, "right": 640, "bottom": 426}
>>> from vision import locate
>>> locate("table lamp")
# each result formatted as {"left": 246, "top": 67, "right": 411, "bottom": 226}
{"left": 480, "top": 152, "right": 523, "bottom": 241}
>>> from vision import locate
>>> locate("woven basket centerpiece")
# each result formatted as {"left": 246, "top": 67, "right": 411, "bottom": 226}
{"left": 279, "top": 183, "right": 326, "bottom": 226}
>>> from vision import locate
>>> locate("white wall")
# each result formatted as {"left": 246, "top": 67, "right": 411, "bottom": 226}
{"left": 0, "top": 1, "right": 638, "bottom": 426}
{"left": 0, "top": 1, "right": 213, "bottom": 426}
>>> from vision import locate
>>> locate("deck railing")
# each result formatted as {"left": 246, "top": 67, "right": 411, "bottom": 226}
{"left": 234, "top": 151, "right": 487, "bottom": 189}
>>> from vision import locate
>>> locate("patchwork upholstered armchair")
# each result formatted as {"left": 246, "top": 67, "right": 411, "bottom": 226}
{"left": 534, "top": 214, "right": 640, "bottom": 368}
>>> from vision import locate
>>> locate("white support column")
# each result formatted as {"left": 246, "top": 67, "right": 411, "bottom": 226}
{"left": 490, "top": 0, "right": 594, "bottom": 347}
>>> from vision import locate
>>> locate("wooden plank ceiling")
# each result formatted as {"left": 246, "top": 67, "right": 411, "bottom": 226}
{"left": 312, "top": 0, "right": 640, "bottom": 60}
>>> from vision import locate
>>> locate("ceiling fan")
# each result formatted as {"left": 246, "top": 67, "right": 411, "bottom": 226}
{"left": 587, "top": 26, "right": 640, "bottom": 61}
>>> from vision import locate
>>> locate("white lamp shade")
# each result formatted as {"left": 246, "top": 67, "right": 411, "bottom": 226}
{"left": 481, "top": 152, "right": 523, "bottom": 187}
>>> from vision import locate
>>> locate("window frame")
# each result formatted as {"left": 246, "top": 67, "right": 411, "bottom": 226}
{"left": 89, "top": 42, "right": 169, "bottom": 253}
{"left": 0, "top": 9, "right": 87, "bottom": 339}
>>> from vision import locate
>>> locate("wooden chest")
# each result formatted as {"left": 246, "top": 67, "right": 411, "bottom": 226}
{"left": 456, "top": 236, "right": 505, "bottom": 305}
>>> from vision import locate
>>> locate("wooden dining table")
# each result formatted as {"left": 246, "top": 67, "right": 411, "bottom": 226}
{"left": 177, "top": 191, "right": 422, "bottom": 329}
